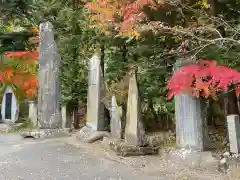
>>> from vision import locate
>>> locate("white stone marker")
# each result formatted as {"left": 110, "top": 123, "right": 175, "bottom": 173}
{"left": 1, "top": 86, "right": 19, "bottom": 123}
{"left": 227, "top": 115, "right": 240, "bottom": 154}
{"left": 28, "top": 101, "right": 38, "bottom": 127}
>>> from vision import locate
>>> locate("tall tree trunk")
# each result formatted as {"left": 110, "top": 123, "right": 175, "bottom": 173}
{"left": 201, "top": 99, "right": 213, "bottom": 150}
{"left": 100, "top": 42, "right": 105, "bottom": 77}
{"left": 121, "top": 102, "right": 127, "bottom": 139}
{"left": 120, "top": 43, "right": 128, "bottom": 138}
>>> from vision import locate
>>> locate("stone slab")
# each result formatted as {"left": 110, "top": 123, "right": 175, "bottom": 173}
{"left": 20, "top": 128, "right": 71, "bottom": 139}
{"left": 76, "top": 126, "right": 109, "bottom": 143}
{"left": 108, "top": 140, "right": 159, "bottom": 157}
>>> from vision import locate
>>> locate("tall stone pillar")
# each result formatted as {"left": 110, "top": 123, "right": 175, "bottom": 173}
{"left": 77, "top": 53, "right": 108, "bottom": 142}
{"left": 174, "top": 59, "right": 204, "bottom": 151}
{"left": 227, "top": 115, "right": 240, "bottom": 153}
{"left": 37, "top": 21, "right": 62, "bottom": 129}
{"left": 20, "top": 22, "right": 70, "bottom": 139}
{"left": 110, "top": 95, "right": 122, "bottom": 139}
{"left": 125, "top": 69, "right": 145, "bottom": 146}
{"left": 86, "top": 54, "right": 105, "bottom": 131}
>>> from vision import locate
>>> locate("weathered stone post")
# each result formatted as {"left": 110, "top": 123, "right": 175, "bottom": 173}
{"left": 110, "top": 95, "right": 122, "bottom": 139}
{"left": 28, "top": 101, "right": 38, "bottom": 127}
{"left": 86, "top": 54, "right": 105, "bottom": 131}
{"left": 227, "top": 115, "right": 240, "bottom": 153}
{"left": 77, "top": 53, "right": 108, "bottom": 142}
{"left": 21, "top": 22, "right": 70, "bottom": 138}
{"left": 166, "top": 59, "right": 218, "bottom": 168}
{"left": 108, "top": 69, "right": 158, "bottom": 156}
{"left": 174, "top": 59, "right": 204, "bottom": 151}
{"left": 61, "top": 106, "right": 67, "bottom": 128}
{"left": 37, "top": 21, "right": 62, "bottom": 129}
{"left": 125, "top": 69, "right": 145, "bottom": 146}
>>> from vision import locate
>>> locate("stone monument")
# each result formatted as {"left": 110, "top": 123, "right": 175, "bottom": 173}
{"left": 28, "top": 101, "right": 38, "bottom": 127}
{"left": 77, "top": 53, "right": 108, "bottom": 143}
{"left": 174, "top": 59, "right": 210, "bottom": 150}
{"left": 1, "top": 86, "right": 19, "bottom": 123}
{"left": 20, "top": 21, "right": 70, "bottom": 139}
{"left": 37, "top": 21, "right": 62, "bottom": 129}
{"left": 227, "top": 115, "right": 240, "bottom": 154}
{"left": 124, "top": 69, "right": 145, "bottom": 146}
{"left": 110, "top": 95, "right": 121, "bottom": 139}
{"left": 108, "top": 69, "right": 158, "bottom": 156}
{"left": 166, "top": 58, "right": 216, "bottom": 168}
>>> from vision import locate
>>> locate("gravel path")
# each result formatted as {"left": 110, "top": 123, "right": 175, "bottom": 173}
{"left": 0, "top": 133, "right": 236, "bottom": 180}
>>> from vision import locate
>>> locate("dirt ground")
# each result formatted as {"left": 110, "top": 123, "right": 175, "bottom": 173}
{"left": 66, "top": 135, "right": 240, "bottom": 180}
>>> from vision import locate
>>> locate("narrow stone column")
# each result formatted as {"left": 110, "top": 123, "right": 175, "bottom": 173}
{"left": 61, "top": 106, "right": 67, "bottom": 129}
{"left": 125, "top": 69, "right": 145, "bottom": 146}
{"left": 86, "top": 54, "right": 105, "bottom": 131}
{"left": 110, "top": 95, "right": 121, "bottom": 139}
{"left": 28, "top": 101, "right": 38, "bottom": 127}
{"left": 77, "top": 53, "right": 108, "bottom": 143}
{"left": 174, "top": 59, "right": 204, "bottom": 151}
{"left": 227, "top": 115, "right": 240, "bottom": 153}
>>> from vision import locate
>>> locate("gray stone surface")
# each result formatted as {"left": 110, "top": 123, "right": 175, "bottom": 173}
{"left": 20, "top": 128, "right": 71, "bottom": 139}
{"left": 28, "top": 101, "right": 38, "bottom": 127}
{"left": 109, "top": 140, "right": 159, "bottom": 157}
{"left": 227, "top": 115, "right": 240, "bottom": 153}
{"left": 38, "top": 21, "right": 62, "bottom": 129}
{"left": 85, "top": 131, "right": 109, "bottom": 143}
{"left": 76, "top": 126, "right": 109, "bottom": 143}
{"left": 174, "top": 59, "right": 204, "bottom": 151}
{"left": 110, "top": 95, "right": 122, "bottom": 139}
{"left": 77, "top": 54, "right": 107, "bottom": 143}
{"left": 125, "top": 69, "right": 145, "bottom": 146}
{"left": 86, "top": 54, "right": 105, "bottom": 131}
{"left": 61, "top": 106, "right": 67, "bottom": 128}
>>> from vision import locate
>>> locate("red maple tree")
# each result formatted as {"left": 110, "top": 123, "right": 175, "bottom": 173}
{"left": 4, "top": 51, "right": 39, "bottom": 63}
{"left": 167, "top": 60, "right": 240, "bottom": 100}
{"left": 0, "top": 51, "right": 39, "bottom": 99}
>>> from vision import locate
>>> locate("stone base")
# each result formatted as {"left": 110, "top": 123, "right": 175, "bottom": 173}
{"left": 76, "top": 126, "right": 109, "bottom": 143}
{"left": 163, "top": 148, "right": 219, "bottom": 169}
{"left": 20, "top": 128, "right": 71, "bottom": 139}
{"left": 108, "top": 139, "right": 159, "bottom": 157}
{"left": 0, "top": 123, "right": 23, "bottom": 132}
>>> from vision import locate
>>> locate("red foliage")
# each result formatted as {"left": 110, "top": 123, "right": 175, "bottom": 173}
{"left": 167, "top": 60, "right": 240, "bottom": 100}
{"left": 4, "top": 51, "right": 39, "bottom": 63}
{"left": 0, "top": 51, "right": 39, "bottom": 99}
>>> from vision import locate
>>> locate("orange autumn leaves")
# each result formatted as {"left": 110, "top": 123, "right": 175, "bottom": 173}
{"left": 1, "top": 51, "right": 39, "bottom": 99}
{"left": 86, "top": 0, "right": 156, "bottom": 35}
